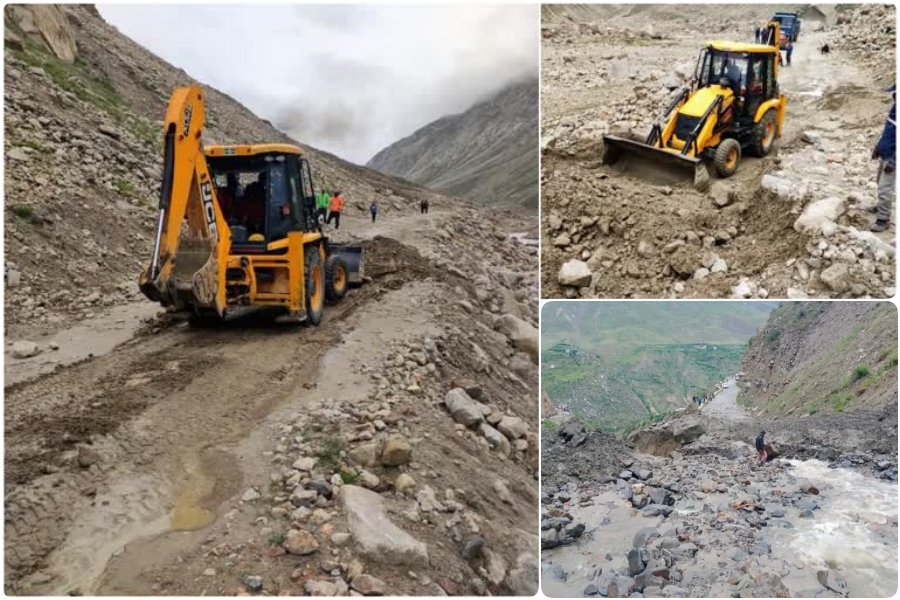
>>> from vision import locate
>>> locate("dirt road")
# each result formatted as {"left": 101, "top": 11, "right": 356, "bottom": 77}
{"left": 541, "top": 5, "right": 896, "bottom": 299}
{"left": 4, "top": 206, "right": 539, "bottom": 596}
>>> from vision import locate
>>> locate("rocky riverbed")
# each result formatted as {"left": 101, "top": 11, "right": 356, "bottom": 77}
{"left": 541, "top": 392, "right": 898, "bottom": 598}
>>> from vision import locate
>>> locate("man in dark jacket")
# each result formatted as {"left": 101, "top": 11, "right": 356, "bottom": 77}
{"left": 755, "top": 431, "right": 767, "bottom": 463}
{"left": 871, "top": 84, "right": 896, "bottom": 232}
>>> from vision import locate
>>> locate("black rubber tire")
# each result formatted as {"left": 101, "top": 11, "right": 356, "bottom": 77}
{"left": 304, "top": 247, "right": 324, "bottom": 326}
{"left": 713, "top": 139, "right": 741, "bottom": 178}
{"left": 188, "top": 310, "right": 222, "bottom": 328}
{"left": 749, "top": 109, "right": 778, "bottom": 157}
{"left": 324, "top": 254, "right": 348, "bottom": 304}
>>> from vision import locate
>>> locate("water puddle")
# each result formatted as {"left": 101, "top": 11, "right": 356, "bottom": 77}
{"left": 543, "top": 489, "right": 664, "bottom": 597}
{"left": 169, "top": 466, "right": 217, "bottom": 531}
{"left": 4, "top": 301, "right": 162, "bottom": 386}
{"left": 769, "top": 459, "right": 898, "bottom": 597}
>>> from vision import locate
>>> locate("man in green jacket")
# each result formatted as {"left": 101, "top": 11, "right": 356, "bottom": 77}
{"left": 315, "top": 190, "right": 329, "bottom": 224}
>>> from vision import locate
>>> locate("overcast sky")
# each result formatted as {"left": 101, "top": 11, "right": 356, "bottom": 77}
{"left": 97, "top": 4, "right": 538, "bottom": 164}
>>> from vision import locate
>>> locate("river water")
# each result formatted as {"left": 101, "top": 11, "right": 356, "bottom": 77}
{"left": 768, "top": 459, "right": 898, "bottom": 598}
{"left": 543, "top": 459, "right": 898, "bottom": 597}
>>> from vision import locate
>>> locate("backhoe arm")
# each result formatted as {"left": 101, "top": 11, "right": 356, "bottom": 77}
{"left": 139, "top": 85, "right": 230, "bottom": 313}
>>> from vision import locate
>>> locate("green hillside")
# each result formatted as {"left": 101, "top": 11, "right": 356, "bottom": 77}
{"left": 540, "top": 301, "right": 777, "bottom": 431}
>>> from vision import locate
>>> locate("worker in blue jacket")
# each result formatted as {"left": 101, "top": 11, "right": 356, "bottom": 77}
{"left": 871, "top": 84, "right": 896, "bottom": 232}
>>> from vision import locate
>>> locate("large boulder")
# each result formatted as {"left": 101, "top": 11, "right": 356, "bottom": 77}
{"left": 673, "top": 420, "right": 706, "bottom": 444}
{"left": 794, "top": 197, "right": 845, "bottom": 235}
{"left": 558, "top": 260, "right": 592, "bottom": 287}
{"left": 493, "top": 314, "right": 538, "bottom": 362}
{"left": 558, "top": 420, "right": 585, "bottom": 442}
{"left": 342, "top": 485, "right": 428, "bottom": 567}
{"left": 444, "top": 388, "right": 484, "bottom": 427}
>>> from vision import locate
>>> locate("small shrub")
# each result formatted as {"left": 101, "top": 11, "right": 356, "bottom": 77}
{"left": 807, "top": 406, "right": 818, "bottom": 415}
{"left": 833, "top": 394, "right": 851, "bottom": 413}
{"left": 315, "top": 436, "right": 344, "bottom": 470}
{"left": 12, "top": 205, "right": 32, "bottom": 219}
{"left": 115, "top": 179, "right": 134, "bottom": 196}
{"left": 541, "top": 419, "right": 559, "bottom": 429}
{"left": 767, "top": 329, "right": 782, "bottom": 343}
{"left": 267, "top": 530, "right": 286, "bottom": 546}
{"left": 853, "top": 365, "right": 870, "bottom": 381}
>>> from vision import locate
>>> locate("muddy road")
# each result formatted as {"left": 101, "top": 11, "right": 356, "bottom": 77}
{"left": 541, "top": 4, "right": 896, "bottom": 299}
{"left": 5, "top": 207, "right": 540, "bottom": 596}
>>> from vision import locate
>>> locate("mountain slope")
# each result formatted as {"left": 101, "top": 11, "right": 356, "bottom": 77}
{"left": 740, "top": 302, "right": 898, "bottom": 416}
{"left": 540, "top": 301, "right": 777, "bottom": 431}
{"left": 367, "top": 78, "right": 538, "bottom": 210}
{"left": 4, "top": 4, "right": 468, "bottom": 334}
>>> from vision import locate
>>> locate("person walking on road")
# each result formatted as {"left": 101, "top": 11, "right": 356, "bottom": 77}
{"left": 420, "top": 198, "right": 429, "bottom": 215}
{"left": 327, "top": 190, "right": 344, "bottom": 230}
{"left": 756, "top": 431, "right": 767, "bottom": 463}
{"left": 870, "top": 84, "right": 896, "bottom": 232}
{"left": 785, "top": 41, "right": 794, "bottom": 66}
{"left": 369, "top": 200, "right": 378, "bottom": 223}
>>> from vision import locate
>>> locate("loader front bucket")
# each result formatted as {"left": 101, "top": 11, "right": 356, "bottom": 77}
{"left": 602, "top": 135, "right": 710, "bottom": 191}
{"left": 331, "top": 244, "right": 364, "bottom": 286}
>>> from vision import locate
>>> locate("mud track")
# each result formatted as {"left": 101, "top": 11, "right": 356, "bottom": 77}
{"left": 3, "top": 236, "right": 457, "bottom": 594}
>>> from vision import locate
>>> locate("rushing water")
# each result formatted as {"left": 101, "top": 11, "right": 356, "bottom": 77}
{"left": 769, "top": 459, "right": 898, "bottom": 598}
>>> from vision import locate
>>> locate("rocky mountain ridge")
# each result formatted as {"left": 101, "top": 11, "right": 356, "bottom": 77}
{"left": 368, "top": 78, "right": 539, "bottom": 210}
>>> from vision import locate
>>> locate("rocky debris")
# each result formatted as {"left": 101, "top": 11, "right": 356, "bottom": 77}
{"left": 11, "top": 340, "right": 41, "bottom": 359}
{"left": 282, "top": 529, "right": 319, "bottom": 556}
{"left": 541, "top": 4, "right": 895, "bottom": 300}
{"left": 343, "top": 485, "right": 429, "bottom": 567}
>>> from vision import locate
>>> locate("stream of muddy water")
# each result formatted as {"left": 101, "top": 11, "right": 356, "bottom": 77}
{"left": 543, "top": 459, "right": 898, "bottom": 598}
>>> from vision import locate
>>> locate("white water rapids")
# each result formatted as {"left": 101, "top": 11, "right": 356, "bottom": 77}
{"left": 769, "top": 459, "right": 898, "bottom": 598}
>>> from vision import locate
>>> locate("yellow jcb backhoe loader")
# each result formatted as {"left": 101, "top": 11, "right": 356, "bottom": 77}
{"left": 139, "top": 85, "right": 363, "bottom": 325}
{"left": 603, "top": 22, "right": 787, "bottom": 189}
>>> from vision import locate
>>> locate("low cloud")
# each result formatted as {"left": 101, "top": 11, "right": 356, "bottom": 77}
{"left": 98, "top": 4, "right": 538, "bottom": 164}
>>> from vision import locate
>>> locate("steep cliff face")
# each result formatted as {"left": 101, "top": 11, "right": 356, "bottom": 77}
{"left": 740, "top": 302, "right": 898, "bottom": 416}
{"left": 367, "top": 78, "right": 538, "bottom": 210}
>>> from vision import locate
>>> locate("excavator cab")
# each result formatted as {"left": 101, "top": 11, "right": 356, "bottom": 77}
{"left": 207, "top": 150, "right": 318, "bottom": 247}
{"left": 138, "top": 86, "right": 363, "bottom": 326}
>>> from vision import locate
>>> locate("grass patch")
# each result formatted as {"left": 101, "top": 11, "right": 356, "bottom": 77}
{"left": 339, "top": 468, "right": 358, "bottom": 485}
{"left": 267, "top": 530, "right": 286, "bottom": 547}
{"left": 314, "top": 435, "right": 344, "bottom": 470}
{"left": 12, "top": 205, "right": 33, "bottom": 219}
{"left": 833, "top": 393, "right": 851, "bottom": 413}
{"left": 541, "top": 419, "right": 559, "bottom": 429}
{"left": 853, "top": 364, "right": 870, "bottom": 381}
{"left": 115, "top": 179, "right": 134, "bottom": 196}
{"left": 807, "top": 406, "right": 818, "bottom": 415}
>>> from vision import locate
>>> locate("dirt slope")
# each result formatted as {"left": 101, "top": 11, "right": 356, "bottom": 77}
{"left": 4, "top": 5, "right": 538, "bottom": 596}
{"left": 740, "top": 301, "right": 898, "bottom": 416}
{"left": 368, "top": 78, "right": 539, "bottom": 210}
{"left": 541, "top": 3, "right": 896, "bottom": 299}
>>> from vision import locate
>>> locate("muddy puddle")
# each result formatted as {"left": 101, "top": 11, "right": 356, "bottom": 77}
{"left": 4, "top": 301, "right": 162, "bottom": 386}
{"left": 542, "top": 489, "right": 665, "bottom": 597}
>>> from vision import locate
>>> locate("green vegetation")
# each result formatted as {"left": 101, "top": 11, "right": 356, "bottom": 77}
{"left": 19, "top": 139, "right": 49, "bottom": 153}
{"left": 115, "top": 179, "right": 134, "bottom": 196}
{"left": 12, "top": 205, "right": 33, "bottom": 219}
{"left": 757, "top": 304, "right": 897, "bottom": 416}
{"left": 267, "top": 530, "right": 286, "bottom": 546}
{"left": 542, "top": 342, "right": 744, "bottom": 432}
{"left": 767, "top": 328, "right": 782, "bottom": 344}
{"left": 314, "top": 435, "right": 344, "bottom": 470}
{"left": 541, "top": 419, "right": 559, "bottom": 429}
{"left": 8, "top": 30, "right": 158, "bottom": 150}
{"left": 339, "top": 469, "right": 358, "bottom": 485}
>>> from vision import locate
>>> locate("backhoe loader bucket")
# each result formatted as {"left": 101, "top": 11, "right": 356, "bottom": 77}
{"left": 602, "top": 134, "right": 710, "bottom": 191}
{"left": 330, "top": 244, "right": 364, "bottom": 285}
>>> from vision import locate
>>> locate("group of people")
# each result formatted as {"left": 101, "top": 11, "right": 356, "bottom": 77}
{"left": 314, "top": 190, "right": 347, "bottom": 229}
{"left": 753, "top": 26, "right": 793, "bottom": 65}
{"left": 691, "top": 394, "right": 710, "bottom": 408}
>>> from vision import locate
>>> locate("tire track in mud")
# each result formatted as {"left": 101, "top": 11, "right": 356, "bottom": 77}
{"left": 3, "top": 236, "right": 456, "bottom": 595}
